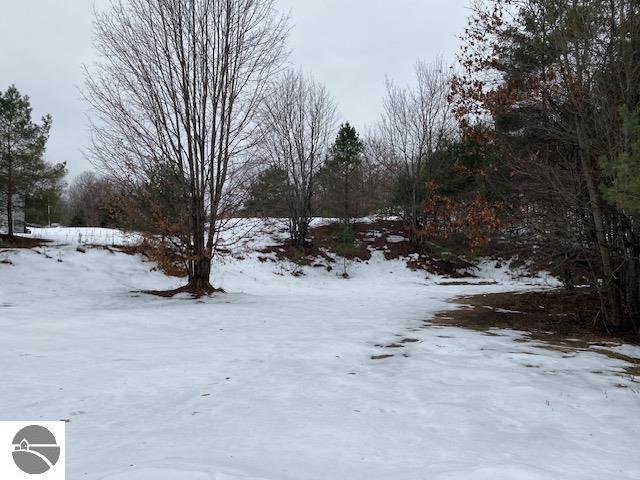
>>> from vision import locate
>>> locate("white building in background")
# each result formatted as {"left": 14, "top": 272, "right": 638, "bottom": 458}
{"left": 0, "top": 194, "right": 26, "bottom": 234}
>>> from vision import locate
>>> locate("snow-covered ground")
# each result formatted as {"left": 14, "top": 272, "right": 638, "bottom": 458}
{"left": 0, "top": 224, "right": 638, "bottom": 480}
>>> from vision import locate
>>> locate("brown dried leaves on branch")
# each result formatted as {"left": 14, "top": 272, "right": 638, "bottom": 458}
{"left": 419, "top": 182, "right": 504, "bottom": 249}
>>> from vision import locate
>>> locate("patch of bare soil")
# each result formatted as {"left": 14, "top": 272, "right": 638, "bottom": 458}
{"left": 259, "top": 243, "right": 337, "bottom": 272}
{"left": 431, "top": 289, "right": 640, "bottom": 376}
{"left": 140, "top": 285, "right": 226, "bottom": 298}
{"left": 259, "top": 220, "right": 474, "bottom": 277}
{"left": 0, "top": 234, "right": 50, "bottom": 249}
{"left": 371, "top": 354, "right": 395, "bottom": 360}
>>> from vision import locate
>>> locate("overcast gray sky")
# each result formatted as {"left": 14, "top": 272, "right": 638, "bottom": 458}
{"left": 0, "top": 0, "right": 470, "bottom": 179}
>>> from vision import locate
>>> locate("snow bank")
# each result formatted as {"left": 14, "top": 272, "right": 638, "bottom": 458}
{"left": 0, "top": 223, "right": 638, "bottom": 480}
{"left": 27, "top": 226, "right": 142, "bottom": 246}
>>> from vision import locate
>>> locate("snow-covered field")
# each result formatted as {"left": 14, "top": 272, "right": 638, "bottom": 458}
{"left": 1, "top": 224, "right": 638, "bottom": 479}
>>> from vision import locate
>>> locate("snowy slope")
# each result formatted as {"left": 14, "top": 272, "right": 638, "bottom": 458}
{"left": 0, "top": 225, "right": 638, "bottom": 480}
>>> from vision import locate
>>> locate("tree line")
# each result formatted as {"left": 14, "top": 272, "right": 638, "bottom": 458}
{"left": 2, "top": 0, "right": 639, "bottom": 335}
{"left": 78, "top": 0, "right": 461, "bottom": 295}
{"left": 448, "top": 0, "right": 640, "bottom": 334}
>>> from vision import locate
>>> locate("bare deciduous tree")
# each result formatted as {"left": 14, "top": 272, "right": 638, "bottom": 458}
{"left": 259, "top": 70, "right": 336, "bottom": 247}
{"left": 85, "top": 0, "right": 288, "bottom": 294}
{"left": 64, "top": 172, "right": 115, "bottom": 227}
{"left": 376, "top": 60, "right": 455, "bottom": 235}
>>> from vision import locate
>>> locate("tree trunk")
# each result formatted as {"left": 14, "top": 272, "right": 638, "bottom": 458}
{"left": 627, "top": 239, "right": 640, "bottom": 335}
{"left": 291, "top": 217, "right": 308, "bottom": 248}
{"left": 6, "top": 185, "right": 13, "bottom": 238}
{"left": 577, "top": 130, "right": 622, "bottom": 329}
{"left": 343, "top": 168, "right": 349, "bottom": 225}
{"left": 6, "top": 148, "right": 13, "bottom": 238}
{"left": 186, "top": 256, "right": 214, "bottom": 294}
{"left": 185, "top": 198, "right": 215, "bottom": 295}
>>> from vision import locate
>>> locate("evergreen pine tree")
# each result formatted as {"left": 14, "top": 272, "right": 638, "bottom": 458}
{"left": 0, "top": 85, "right": 65, "bottom": 236}
{"left": 325, "top": 123, "right": 365, "bottom": 225}
{"left": 601, "top": 107, "right": 640, "bottom": 211}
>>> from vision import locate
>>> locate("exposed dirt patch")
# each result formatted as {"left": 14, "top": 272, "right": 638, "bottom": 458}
{"left": 0, "top": 234, "right": 51, "bottom": 249}
{"left": 432, "top": 289, "right": 637, "bottom": 340}
{"left": 259, "top": 220, "right": 475, "bottom": 277}
{"left": 139, "top": 285, "right": 226, "bottom": 298}
{"left": 430, "top": 289, "right": 640, "bottom": 376}
{"left": 400, "top": 338, "right": 420, "bottom": 343}
{"left": 260, "top": 243, "right": 336, "bottom": 266}
{"left": 371, "top": 354, "right": 395, "bottom": 360}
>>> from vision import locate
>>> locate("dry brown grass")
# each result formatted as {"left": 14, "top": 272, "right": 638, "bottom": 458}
{"left": 115, "top": 239, "right": 188, "bottom": 278}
